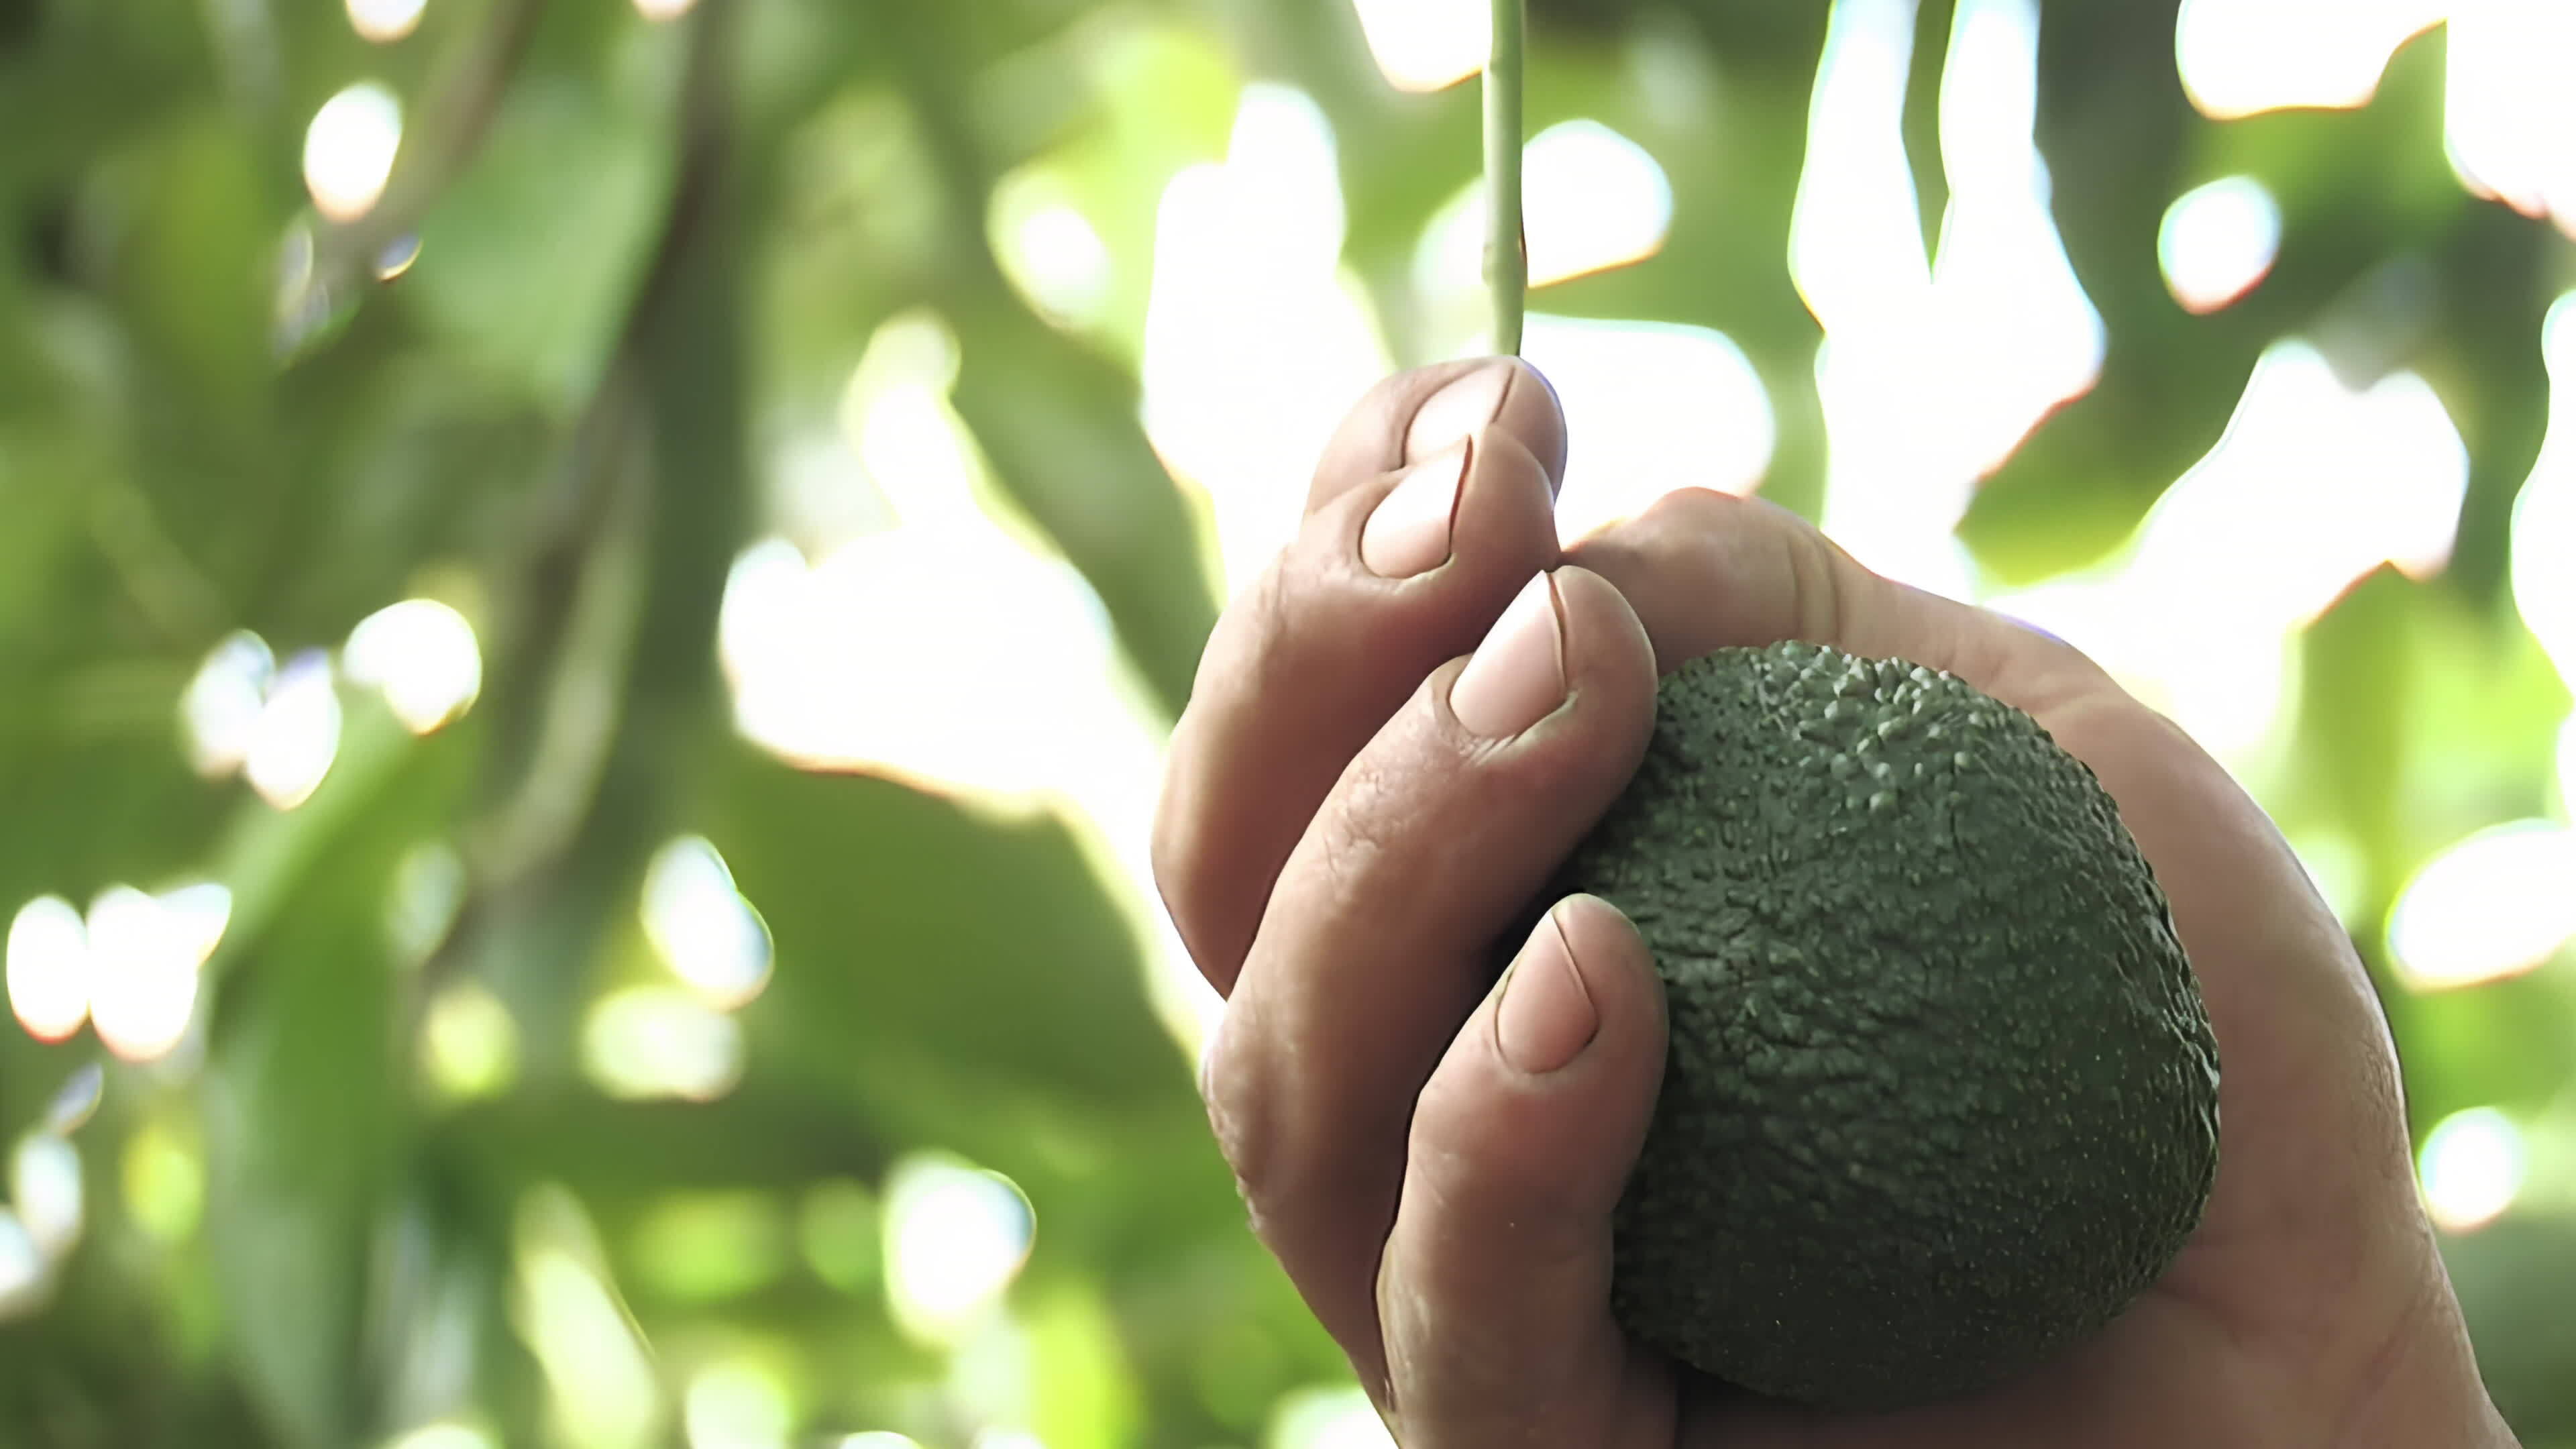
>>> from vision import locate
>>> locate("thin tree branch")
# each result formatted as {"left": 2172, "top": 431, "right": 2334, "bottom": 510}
{"left": 1486, "top": 0, "right": 1527, "bottom": 356}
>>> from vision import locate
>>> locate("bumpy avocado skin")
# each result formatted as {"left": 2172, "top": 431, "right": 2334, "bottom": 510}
{"left": 1562, "top": 642, "right": 2220, "bottom": 1411}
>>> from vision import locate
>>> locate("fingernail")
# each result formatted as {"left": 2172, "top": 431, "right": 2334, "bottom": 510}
{"left": 1452, "top": 572, "right": 1566, "bottom": 737}
{"left": 1405, "top": 362, "right": 1512, "bottom": 463}
{"left": 1361, "top": 441, "right": 1469, "bottom": 578}
{"left": 1498, "top": 908, "right": 1598, "bottom": 1074}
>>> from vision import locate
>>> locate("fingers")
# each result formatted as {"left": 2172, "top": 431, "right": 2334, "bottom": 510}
{"left": 1568, "top": 485, "right": 2420, "bottom": 1369}
{"left": 1156, "top": 358, "right": 1567, "bottom": 993}
{"left": 1203, "top": 565, "right": 1658, "bottom": 1394}
{"left": 1377, "top": 896, "right": 1675, "bottom": 1449}
{"left": 1564, "top": 487, "right": 2113, "bottom": 718}
{"left": 1309, "top": 356, "right": 1571, "bottom": 514}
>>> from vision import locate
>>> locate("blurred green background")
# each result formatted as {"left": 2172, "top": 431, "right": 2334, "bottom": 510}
{"left": 2, "top": 0, "right": 2574, "bottom": 1444}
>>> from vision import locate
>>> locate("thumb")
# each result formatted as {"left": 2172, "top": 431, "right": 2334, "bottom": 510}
{"left": 1375, "top": 895, "right": 1674, "bottom": 1448}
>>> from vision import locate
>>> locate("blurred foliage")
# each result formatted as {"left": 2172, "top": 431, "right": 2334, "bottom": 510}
{"left": 0, "top": 0, "right": 2572, "bottom": 1446}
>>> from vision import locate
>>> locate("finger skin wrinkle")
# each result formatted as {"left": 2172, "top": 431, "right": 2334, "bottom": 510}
{"left": 1772, "top": 502, "right": 1855, "bottom": 647}
{"left": 1152, "top": 411, "right": 1565, "bottom": 1000}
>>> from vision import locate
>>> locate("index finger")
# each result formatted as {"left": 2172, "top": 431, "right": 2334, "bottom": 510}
{"left": 1155, "top": 360, "right": 1570, "bottom": 993}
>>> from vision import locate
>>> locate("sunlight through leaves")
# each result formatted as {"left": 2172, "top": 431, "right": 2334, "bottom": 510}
{"left": 345, "top": 598, "right": 483, "bottom": 734}
{"left": 10, "top": 1134, "right": 82, "bottom": 1259}
{"left": 422, "top": 981, "right": 519, "bottom": 1103}
{"left": 2421, "top": 1107, "right": 2528, "bottom": 1232}
{"left": 641, "top": 837, "right": 773, "bottom": 1010}
{"left": 7, "top": 896, "right": 90, "bottom": 1044}
{"left": 245, "top": 652, "right": 343, "bottom": 810}
{"left": 1350, "top": 0, "right": 1487, "bottom": 93}
{"left": 883, "top": 1155, "right": 1034, "bottom": 1344}
{"left": 2158, "top": 176, "right": 2282, "bottom": 313}
{"left": 582, "top": 986, "right": 743, "bottom": 1102}
{"left": 87, "top": 883, "right": 228, "bottom": 1063}
{"left": 346, "top": 0, "right": 425, "bottom": 44}
{"left": 182, "top": 631, "right": 276, "bottom": 779}
{"left": 684, "top": 1361, "right": 794, "bottom": 1449}
{"left": 304, "top": 82, "right": 405, "bottom": 222}
{"left": 2387, "top": 820, "right": 2576, "bottom": 990}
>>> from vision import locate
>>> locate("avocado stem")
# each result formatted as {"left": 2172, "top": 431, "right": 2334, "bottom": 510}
{"left": 1485, "top": 0, "right": 1527, "bottom": 356}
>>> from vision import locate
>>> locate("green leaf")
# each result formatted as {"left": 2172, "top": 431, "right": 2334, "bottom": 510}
{"left": 708, "top": 746, "right": 1189, "bottom": 1121}
{"left": 198, "top": 703, "right": 464, "bottom": 1446}
{"left": 949, "top": 292, "right": 1218, "bottom": 720}
{"left": 402, "top": 74, "right": 671, "bottom": 413}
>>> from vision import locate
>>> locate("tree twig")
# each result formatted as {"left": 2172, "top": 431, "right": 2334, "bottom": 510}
{"left": 1486, "top": 0, "right": 1527, "bottom": 356}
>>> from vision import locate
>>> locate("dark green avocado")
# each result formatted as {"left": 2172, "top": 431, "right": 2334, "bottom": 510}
{"left": 1558, "top": 641, "right": 2220, "bottom": 1410}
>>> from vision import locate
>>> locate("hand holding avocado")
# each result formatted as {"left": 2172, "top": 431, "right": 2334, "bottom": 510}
{"left": 1152, "top": 358, "right": 2517, "bottom": 1446}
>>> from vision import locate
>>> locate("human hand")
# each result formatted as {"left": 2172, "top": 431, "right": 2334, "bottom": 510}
{"left": 1151, "top": 358, "right": 2518, "bottom": 1447}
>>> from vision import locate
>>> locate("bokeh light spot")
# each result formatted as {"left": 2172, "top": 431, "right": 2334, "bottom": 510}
{"left": 2557, "top": 711, "right": 2576, "bottom": 820}
{"left": 582, "top": 986, "right": 743, "bottom": 1102}
{"left": 992, "top": 171, "right": 1114, "bottom": 330}
{"left": 346, "top": 0, "right": 425, "bottom": 43}
{"left": 1414, "top": 120, "right": 1674, "bottom": 309}
{"left": 684, "top": 1361, "right": 794, "bottom": 1449}
{"left": 1523, "top": 121, "right": 1674, "bottom": 286}
{"left": 121, "top": 1120, "right": 204, "bottom": 1246}
{"left": 2510, "top": 292, "right": 2576, "bottom": 689}
{"left": 345, "top": 598, "right": 482, "bottom": 734}
{"left": 883, "top": 1155, "right": 1034, "bottom": 1342}
{"left": 2158, "top": 175, "right": 2282, "bottom": 313}
{"left": 388, "top": 842, "right": 468, "bottom": 967}
{"left": 2420, "top": 1106, "right": 2527, "bottom": 1232}
{"left": 304, "top": 82, "right": 405, "bottom": 223}
{"left": 10, "top": 1134, "right": 83, "bottom": 1259}
{"left": 160, "top": 882, "right": 233, "bottom": 969}
{"left": 246, "top": 651, "right": 343, "bottom": 810}
{"left": 630, "top": 1190, "right": 787, "bottom": 1303}
{"left": 641, "top": 837, "right": 773, "bottom": 1010}
{"left": 423, "top": 981, "right": 520, "bottom": 1103}
{"left": 2387, "top": 820, "right": 2576, "bottom": 990}
{"left": 2175, "top": 0, "right": 2443, "bottom": 120}
{"left": 8, "top": 896, "right": 91, "bottom": 1044}
{"left": 515, "top": 1245, "right": 661, "bottom": 1449}
{"left": 1350, "top": 0, "right": 1488, "bottom": 92}
{"left": 2446, "top": 3, "right": 2576, "bottom": 237}
{"left": 1268, "top": 1385, "right": 1393, "bottom": 1449}
{"left": 374, "top": 232, "right": 423, "bottom": 280}
{"left": 43, "top": 1063, "right": 104, "bottom": 1135}
{"left": 181, "top": 631, "right": 276, "bottom": 779}
{"left": 86, "top": 885, "right": 218, "bottom": 1063}
{"left": 1142, "top": 85, "right": 1391, "bottom": 596}
{"left": 1523, "top": 315, "right": 1774, "bottom": 544}
{"left": 634, "top": 0, "right": 698, "bottom": 19}
{"left": 383, "top": 1425, "right": 498, "bottom": 1449}
{"left": 0, "top": 1211, "right": 45, "bottom": 1319}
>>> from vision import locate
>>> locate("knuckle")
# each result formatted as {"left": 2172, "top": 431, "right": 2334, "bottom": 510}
{"left": 1775, "top": 513, "right": 1858, "bottom": 646}
{"left": 1311, "top": 755, "right": 1408, "bottom": 895}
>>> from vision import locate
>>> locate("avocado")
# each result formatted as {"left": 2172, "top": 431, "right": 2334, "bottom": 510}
{"left": 1556, "top": 641, "right": 2220, "bottom": 1409}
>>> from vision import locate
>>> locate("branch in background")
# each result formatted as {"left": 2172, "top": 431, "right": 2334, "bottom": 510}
{"left": 277, "top": 0, "right": 545, "bottom": 353}
{"left": 416, "top": 0, "right": 746, "bottom": 1028}
{"left": 1486, "top": 0, "right": 1527, "bottom": 356}
{"left": 86, "top": 466, "right": 230, "bottom": 645}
